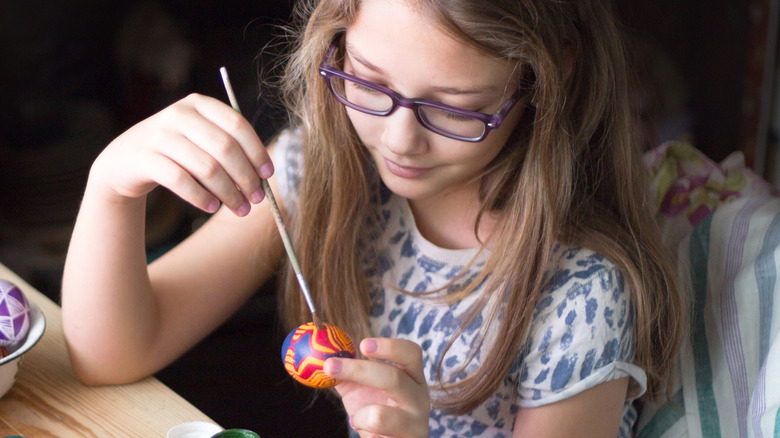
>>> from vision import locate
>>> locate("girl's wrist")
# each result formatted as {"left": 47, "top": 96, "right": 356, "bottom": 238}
{"left": 84, "top": 166, "right": 147, "bottom": 210}
{"left": 86, "top": 149, "right": 152, "bottom": 207}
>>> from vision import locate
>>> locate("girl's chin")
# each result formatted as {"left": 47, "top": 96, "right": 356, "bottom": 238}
{"left": 379, "top": 176, "right": 431, "bottom": 201}
{"left": 379, "top": 174, "right": 454, "bottom": 204}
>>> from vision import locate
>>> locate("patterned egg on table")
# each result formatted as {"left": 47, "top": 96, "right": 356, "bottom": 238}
{"left": 0, "top": 280, "right": 31, "bottom": 356}
{"left": 281, "top": 322, "right": 356, "bottom": 389}
{"left": 0, "top": 279, "right": 46, "bottom": 399}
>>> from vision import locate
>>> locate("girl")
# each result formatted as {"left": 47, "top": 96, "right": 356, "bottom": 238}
{"left": 62, "top": 0, "right": 686, "bottom": 437}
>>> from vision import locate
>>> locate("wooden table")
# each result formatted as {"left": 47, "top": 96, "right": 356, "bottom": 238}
{"left": 0, "top": 262, "right": 217, "bottom": 437}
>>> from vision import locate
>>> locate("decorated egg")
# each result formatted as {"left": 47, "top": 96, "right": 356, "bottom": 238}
{"left": 281, "top": 322, "right": 356, "bottom": 389}
{"left": 0, "top": 280, "right": 30, "bottom": 349}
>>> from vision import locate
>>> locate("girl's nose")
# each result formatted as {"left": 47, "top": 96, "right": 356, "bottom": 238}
{"left": 381, "top": 107, "right": 428, "bottom": 156}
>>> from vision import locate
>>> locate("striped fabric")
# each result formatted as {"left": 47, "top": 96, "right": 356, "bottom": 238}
{"left": 636, "top": 142, "right": 780, "bottom": 437}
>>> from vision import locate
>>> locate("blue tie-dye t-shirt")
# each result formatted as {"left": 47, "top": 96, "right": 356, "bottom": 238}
{"left": 274, "top": 129, "right": 647, "bottom": 437}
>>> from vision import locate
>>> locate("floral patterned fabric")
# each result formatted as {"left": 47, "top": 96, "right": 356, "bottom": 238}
{"left": 644, "top": 141, "right": 778, "bottom": 255}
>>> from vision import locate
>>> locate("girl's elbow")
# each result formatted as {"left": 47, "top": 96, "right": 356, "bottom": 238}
{"left": 69, "top": 361, "right": 111, "bottom": 387}
{"left": 67, "top": 350, "right": 148, "bottom": 386}
{"left": 64, "top": 334, "right": 148, "bottom": 386}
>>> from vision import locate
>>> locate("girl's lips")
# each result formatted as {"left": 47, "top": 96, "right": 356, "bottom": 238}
{"left": 383, "top": 158, "right": 432, "bottom": 178}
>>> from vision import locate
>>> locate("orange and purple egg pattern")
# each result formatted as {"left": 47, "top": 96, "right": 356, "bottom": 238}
{"left": 281, "top": 322, "right": 356, "bottom": 389}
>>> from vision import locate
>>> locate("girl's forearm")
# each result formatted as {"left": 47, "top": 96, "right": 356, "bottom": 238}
{"left": 62, "top": 172, "right": 159, "bottom": 385}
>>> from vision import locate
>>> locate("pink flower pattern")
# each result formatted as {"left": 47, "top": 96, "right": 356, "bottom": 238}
{"left": 645, "top": 141, "right": 777, "bottom": 229}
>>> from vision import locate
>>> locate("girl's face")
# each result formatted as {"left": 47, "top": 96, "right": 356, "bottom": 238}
{"left": 343, "top": 0, "right": 525, "bottom": 205}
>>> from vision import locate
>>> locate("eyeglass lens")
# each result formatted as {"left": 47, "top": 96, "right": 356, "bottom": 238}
{"left": 328, "top": 75, "right": 487, "bottom": 140}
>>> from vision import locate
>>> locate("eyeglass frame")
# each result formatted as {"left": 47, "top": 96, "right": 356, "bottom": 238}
{"left": 317, "top": 37, "right": 524, "bottom": 143}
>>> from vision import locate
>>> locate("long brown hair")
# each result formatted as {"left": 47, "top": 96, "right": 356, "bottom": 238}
{"left": 274, "top": 0, "right": 686, "bottom": 415}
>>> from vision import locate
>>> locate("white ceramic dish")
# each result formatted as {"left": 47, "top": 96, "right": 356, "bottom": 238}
{"left": 0, "top": 300, "right": 46, "bottom": 397}
{"left": 167, "top": 421, "right": 224, "bottom": 438}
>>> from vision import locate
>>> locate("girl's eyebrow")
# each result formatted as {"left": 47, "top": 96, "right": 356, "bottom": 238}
{"left": 346, "top": 43, "right": 386, "bottom": 75}
{"left": 346, "top": 43, "right": 500, "bottom": 96}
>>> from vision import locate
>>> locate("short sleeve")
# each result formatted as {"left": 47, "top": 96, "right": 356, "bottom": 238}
{"left": 517, "top": 250, "right": 647, "bottom": 407}
{"left": 271, "top": 128, "right": 304, "bottom": 219}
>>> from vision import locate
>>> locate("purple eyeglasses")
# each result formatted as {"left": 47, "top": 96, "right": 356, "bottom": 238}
{"left": 318, "top": 38, "right": 523, "bottom": 143}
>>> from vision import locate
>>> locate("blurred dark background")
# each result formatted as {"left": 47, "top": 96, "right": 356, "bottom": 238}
{"left": 0, "top": 1, "right": 776, "bottom": 437}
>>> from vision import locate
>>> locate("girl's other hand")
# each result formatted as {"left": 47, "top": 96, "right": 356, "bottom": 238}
{"left": 324, "top": 338, "right": 430, "bottom": 438}
{"left": 90, "top": 93, "right": 273, "bottom": 216}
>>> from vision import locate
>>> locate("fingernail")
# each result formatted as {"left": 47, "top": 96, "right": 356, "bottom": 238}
{"left": 362, "top": 339, "right": 377, "bottom": 354}
{"left": 258, "top": 162, "right": 274, "bottom": 179}
{"left": 236, "top": 201, "right": 250, "bottom": 217}
{"left": 206, "top": 200, "right": 220, "bottom": 213}
{"left": 249, "top": 188, "right": 265, "bottom": 203}
{"left": 326, "top": 358, "right": 342, "bottom": 375}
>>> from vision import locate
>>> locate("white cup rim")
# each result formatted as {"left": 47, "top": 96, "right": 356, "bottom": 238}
{"left": 167, "top": 421, "right": 223, "bottom": 438}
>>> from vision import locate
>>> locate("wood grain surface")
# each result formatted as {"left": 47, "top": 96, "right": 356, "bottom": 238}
{"left": 0, "top": 263, "right": 217, "bottom": 437}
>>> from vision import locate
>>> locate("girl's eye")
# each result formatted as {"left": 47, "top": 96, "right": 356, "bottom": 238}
{"left": 350, "top": 81, "right": 381, "bottom": 94}
{"left": 444, "top": 111, "right": 475, "bottom": 122}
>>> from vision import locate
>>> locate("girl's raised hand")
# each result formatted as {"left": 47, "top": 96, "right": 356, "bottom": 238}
{"left": 90, "top": 93, "right": 272, "bottom": 216}
{"left": 324, "top": 338, "right": 430, "bottom": 438}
